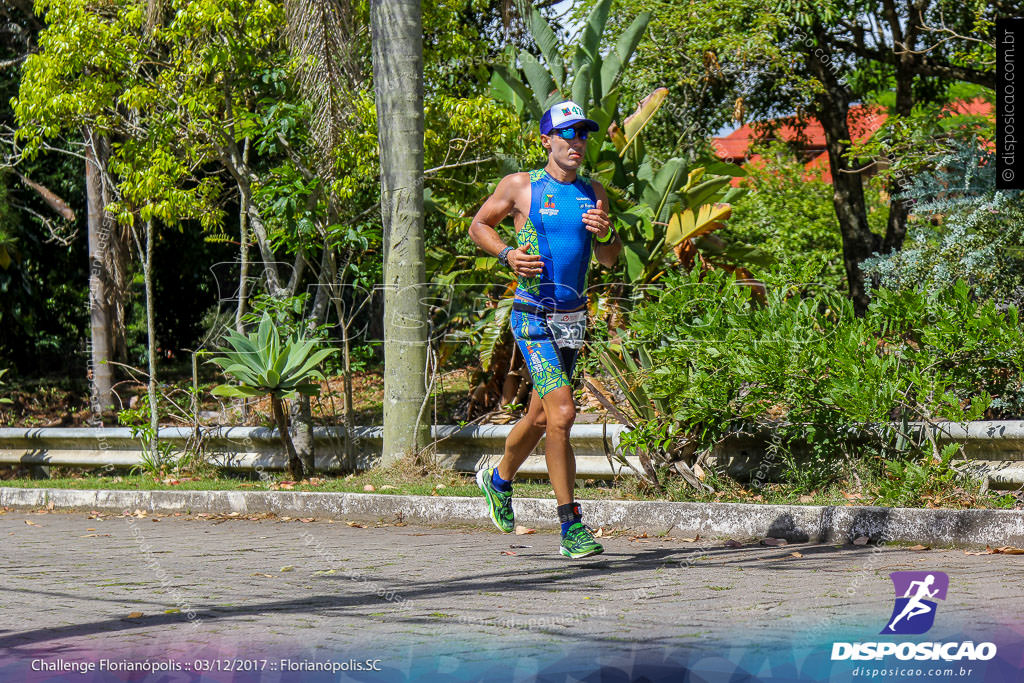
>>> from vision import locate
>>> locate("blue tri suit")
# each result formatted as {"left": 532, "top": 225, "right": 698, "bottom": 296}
{"left": 509, "top": 168, "right": 598, "bottom": 398}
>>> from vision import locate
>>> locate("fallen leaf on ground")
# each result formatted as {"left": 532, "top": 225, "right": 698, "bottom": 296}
{"left": 124, "top": 612, "right": 144, "bottom": 619}
{"left": 24, "top": 520, "right": 37, "bottom": 526}
{"left": 798, "top": 495, "right": 815, "bottom": 503}
{"left": 299, "top": 518, "right": 315, "bottom": 523}
{"left": 853, "top": 536, "right": 870, "bottom": 546}
{"left": 761, "top": 537, "right": 788, "bottom": 547}
{"left": 514, "top": 526, "right": 536, "bottom": 535}
{"left": 969, "top": 545, "right": 1024, "bottom": 555}
{"left": 790, "top": 552, "right": 803, "bottom": 558}
{"left": 346, "top": 521, "right": 365, "bottom": 528}
{"left": 594, "top": 528, "right": 604, "bottom": 538}
{"left": 910, "top": 544, "right": 930, "bottom": 551}
{"left": 86, "top": 528, "right": 95, "bottom": 531}
{"left": 252, "top": 573, "right": 274, "bottom": 578}
{"left": 363, "top": 484, "right": 375, "bottom": 492}
{"left": 379, "top": 485, "right": 397, "bottom": 491}
{"left": 435, "top": 484, "right": 445, "bottom": 490}
{"left": 280, "top": 565, "right": 295, "bottom": 572}
{"left": 724, "top": 539, "right": 743, "bottom": 548}
{"left": 500, "top": 551, "right": 517, "bottom": 556}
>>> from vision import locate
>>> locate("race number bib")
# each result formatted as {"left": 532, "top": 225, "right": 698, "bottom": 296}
{"left": 546, "top": 310, "right": 587, "bottom": 349}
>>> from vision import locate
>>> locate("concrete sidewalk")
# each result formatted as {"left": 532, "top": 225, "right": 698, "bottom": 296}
{"left": 2, "top": 486, "right": 1024, "bottom": 548}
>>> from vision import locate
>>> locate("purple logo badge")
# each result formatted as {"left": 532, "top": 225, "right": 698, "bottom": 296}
{"left": 881, "top": 571, "right": 949, "bottom": 635}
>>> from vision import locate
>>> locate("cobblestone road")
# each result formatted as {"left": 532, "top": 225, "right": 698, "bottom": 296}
{"left": 0, "top": 508, "right": 1021, "bottom": 680}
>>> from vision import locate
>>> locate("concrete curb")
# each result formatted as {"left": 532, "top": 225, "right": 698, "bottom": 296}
{"left": 2, "top": 486, "right": 1022, "bottom": 549}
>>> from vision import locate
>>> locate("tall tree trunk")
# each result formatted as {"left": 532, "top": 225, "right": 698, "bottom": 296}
{"left": 84, "top": 128, "right": 115, "bottom": 422}
{"left": 807, "top": 24, "right": 879, "bottom": 316}
{"left": 235, "top": 137, "right": 251, "bottom": 334}
{"left": 143, "top": 218, "right": 159, "bottom": 464}
{"left": 370, "top": 0, "right": 428, "bottom": 465}
{"left": 881, "top": 14, "right": 918, "bottom": 256}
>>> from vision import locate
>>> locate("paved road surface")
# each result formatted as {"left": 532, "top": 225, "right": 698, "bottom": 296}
{"left": 0, "top": 508, "right": 1021, "bottom": 681}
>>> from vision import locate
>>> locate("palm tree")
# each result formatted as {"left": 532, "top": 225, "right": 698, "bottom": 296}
{"left": 369, "top": 0, "right": 428, "bottom": 464}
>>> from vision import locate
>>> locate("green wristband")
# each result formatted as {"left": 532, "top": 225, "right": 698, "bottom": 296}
{"left": 594, "top": 226, "right": 615, "bottom": 244}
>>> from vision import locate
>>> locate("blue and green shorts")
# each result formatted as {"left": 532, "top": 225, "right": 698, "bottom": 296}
{"left": 510, "top": 303, "right": 582, "bottom": 399}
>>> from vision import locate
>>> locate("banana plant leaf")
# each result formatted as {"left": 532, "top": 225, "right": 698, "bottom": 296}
{"left": 521, "top": 1, "right": 565, "bottom": 89}
{"left": 599, "top": 12, "right": 650, "bottom": 94}
{"left": 479, "top": 296, "right": 514, "bottom": 372}
{"left": 574, "top": 0, "right": 612, "bottom": 73}
{"left": 665, "top": 203, "right": 733, "bottom": 250}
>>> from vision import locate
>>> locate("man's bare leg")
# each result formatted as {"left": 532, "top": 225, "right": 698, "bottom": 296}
{"left": 538, "top": 386, "right": 577, "bottom": 506}
{"left": 496, "top": 388, "right": 546, "bottom": 481}
{"left": 496, "top": 385, "right": 576, "bottom": 503}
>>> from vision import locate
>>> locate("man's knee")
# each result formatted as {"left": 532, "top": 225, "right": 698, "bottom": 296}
{"left": 544, "top": 398, "right": 576, "bottom": 431}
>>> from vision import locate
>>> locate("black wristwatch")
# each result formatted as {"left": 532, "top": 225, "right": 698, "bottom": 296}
{"left": 497, "top": 245, "right": 514, "bottom": 268}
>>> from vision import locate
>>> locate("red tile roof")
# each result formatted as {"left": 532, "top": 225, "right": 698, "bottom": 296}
{"left": 713, "top": 97, "right": 993, "bottom": 186}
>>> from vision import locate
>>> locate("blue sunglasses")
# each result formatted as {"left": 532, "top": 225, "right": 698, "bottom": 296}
{"left": 553, "top": 126, "right": 590, "bottom": 141}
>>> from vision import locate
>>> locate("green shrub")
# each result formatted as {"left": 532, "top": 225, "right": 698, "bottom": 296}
{"left": 612, "top": 267, "right": 1024, "bottom": 489}
{"left": 862, "top": 140, "right": 1024, "bottom": 306}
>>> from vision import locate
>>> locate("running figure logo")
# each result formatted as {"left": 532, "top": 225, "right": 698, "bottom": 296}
{"left": 544, "top": 194, "right": 556, "bottom": 208}
{"left": 881, "top": 571, "right": 949, "bottom": 635}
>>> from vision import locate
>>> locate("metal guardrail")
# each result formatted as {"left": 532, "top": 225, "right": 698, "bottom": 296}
{"left": 1, "top": 421, "right": 1023, "bottom": 486}
{"left": 0, "top": 424, "right": 639, "bottom": 479}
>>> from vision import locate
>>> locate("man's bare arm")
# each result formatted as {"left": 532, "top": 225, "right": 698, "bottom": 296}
{"left": 588, "top": 181, "right": 621, "bottom": 269}
{"left": 468, "top": 173, "right": 542, "bottom": 278}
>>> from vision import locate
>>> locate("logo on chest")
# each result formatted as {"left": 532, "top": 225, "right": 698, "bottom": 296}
{"left": 539, "top": 193, "right": 559, "bottom": 216}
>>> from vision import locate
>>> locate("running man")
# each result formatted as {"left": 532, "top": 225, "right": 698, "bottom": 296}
{"left": 467, "top": 100, "right": 622, "bottom": 558}
{"left": 887, "top": 574, "right": 939, "bottom": 632}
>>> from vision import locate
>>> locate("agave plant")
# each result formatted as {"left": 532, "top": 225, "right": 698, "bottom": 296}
{"left": 584, "top": 344, "right": 713, "bottom": 494}
{"left": 210, "top": 312, "right": 337, "bottom": 479}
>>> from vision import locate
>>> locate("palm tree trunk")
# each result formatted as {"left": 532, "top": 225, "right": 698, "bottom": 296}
{"left": 370, "top": 0, "right": 428, "bottom": 464}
